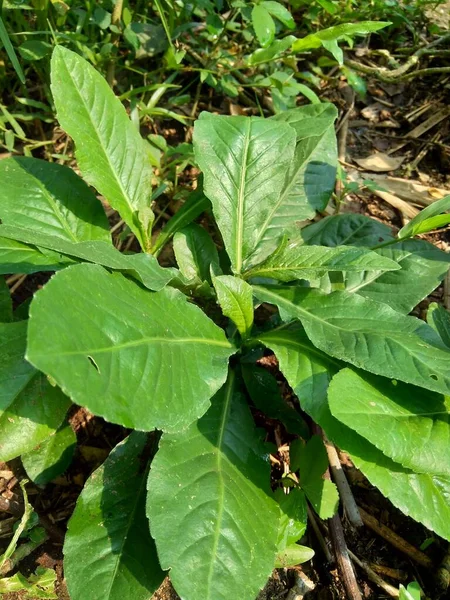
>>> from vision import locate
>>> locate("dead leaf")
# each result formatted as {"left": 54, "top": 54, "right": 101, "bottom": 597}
{"left": 354, "top": 152, "right": 405, "bottom": 172}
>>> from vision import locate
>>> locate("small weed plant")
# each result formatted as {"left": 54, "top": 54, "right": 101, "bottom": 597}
{"left": 0, "top": 46, "right": 450, "bottom": 600}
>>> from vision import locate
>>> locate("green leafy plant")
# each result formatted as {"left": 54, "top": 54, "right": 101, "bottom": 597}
{"left": 1, "top": 45, "right": 450, "bottom": 600}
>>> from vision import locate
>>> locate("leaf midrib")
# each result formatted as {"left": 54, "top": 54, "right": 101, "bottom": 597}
{"left": 205, "top": 371, "right": 235, "bottom": 597}
{"left": 235, "top": 120, "right": 252, "bottom": 274}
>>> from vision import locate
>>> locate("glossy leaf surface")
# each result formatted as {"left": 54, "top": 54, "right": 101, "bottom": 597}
{"left": 0, "top": 321, "right": 70, "bottom": 461}
{"left": 64, "top": 432, "right": 164, "bottom": 600}
{"left": 147, "top": 371, "right": 279, "bottom": 600}
{"left": 0, "top": 237, "right": 69, "bottom": 275}
{"left": 213, "top": 275, "right": 254, "bottom": 337}
{"left": 328, "top": 369, "right": 450, "bottom": 477}
{"left": 276, "top": 488, "right": 307, "bottom": 548}
{"left": 0, "top": 157, "right": 110, "bottom": 242}
{"left": 22, "top": 422, "right": 76, "bottom": 485}
{"left": 253, "top": 285, "right": 450, "bottom": 396}
{"left": 27, "top": 264, "right": 234, "bottom": 432}
{"left": 246, "top": 240, "right": 399, "bottom": 282}
{"left": 193, "top": 113, "right": 296, "bottom": 273}
{"left": 252, "top": 5, "right": 275, "bottom": 47}
{"left": 51, "top": 46, "right": 153, "bottom": 249}
{"left": 427, "top": 302, "right": 450, "bottom": 348}
{"left": 173, "top": 224, "right": 219, "bottom": 283}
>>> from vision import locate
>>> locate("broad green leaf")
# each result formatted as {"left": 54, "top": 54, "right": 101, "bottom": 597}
{"left": 252, "top": 5, "right": 276, "bottom": 47}
{"left": 301, "top": 213, "right": 392, "bottom": 247}
{"left": 0, "top": 321, "right": 70, "bottom": 461}
{"left": 64, "top": 432, "right": 164, "bottom": 600}
{"left": 152, "top": 189, "right": 210, "bottom": 255}
{"left": 245, "top": 240, "right": 400, "bottom": 282}
{"left": 0, "top": 236, "right": 70, "bottom": 275}
{"left": 293, "top": 435, "right": 338, "bottom": 519}
{"left": 275, "top": 488, "right": 308, "bottom": 548}
{"left": 242, "top": 363, "right": 309, "bottom": 438}
{"left": 342, "top": 240, "right": 450, "bottom": 314}
{"left": 22, "top": 422, "right": 76, "bottom": 485}
{"left": 251, "top": 104, "right": 337, "bottom": 257}
{"left": 257, "top": 321, "right": 341, "bottom": 409}
{"left": 27, "top": 264, "right": 234, "bottom": 432}
{"left": 0, "top": 277, "right": 12, "bottom": 322}
{"left": 173, "top": 224, "right": 219, "bottom": 283}
{"left": 275, "top": 544, "right": 314, "bottom": 567}
{"left": 51, "top": 46, "right": 154, "bottom": 250}
{"left": 262, "top": 2, "right": 295, "bottom": 29}
{"left": 427, "top": 302, "right": 450, "bottom": 348}
{"left": 193, "top": 113, "right": 296, "bottom": 274}
{"left": 301, "top": 380, "right": 450, "bottom": 542}
{"left": 252, "top": 285, "right": 450, "bottom": 396}
{"left": 18, "top": 40, "right": 52, "bottom": 61}
{"left": 147, "top": 371, "right": 279, "bottom": 600}
{"left": 328, "top": 369, "right": 450, "bottom": 478}
{"left": 292, "top": 22, "right": 390, "bottom": 64}
{"left": 247, "top": 36, "right": 296, "bottom": 66}
{"left": 0, "top": 158, "right": 110, "bottom": 243}
{"left": 213, "top": 275, "right": 254, "bottom": 337}
{"left": 398, "top": 195, "right": 450, "bottom": 239}
{"left": 0, "top": 225, "right": 180, "bottom": 292}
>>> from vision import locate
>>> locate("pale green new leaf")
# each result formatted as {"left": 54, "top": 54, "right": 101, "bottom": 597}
{"left": 342, "top": 240, "right": 450, "bottom": 314}
{"left": 398, "top": 195, "right": 450, "bottom": 239}
{"left": 275, "top": 544, "right": 314, "bottom": 568}
{"left": 64, "top": 432, "right": 164, "bottom": 600}
{"left": 302, "top": 378, "right": 450, "bottom": 542}
{"left": 147, "top": 371, "right": 279, "bottom": 600}
{"left": 252, "top": 285, "right": 450, "bottom": 395}
{"left": 292, "top": 21, "right": 390, "bottom": 63}
{"left": 301, "top": 213, "right": 392, "bottom": 247}
{"left": 0, "top": 157, "right": 110, "bottom": 242}
{"left": 193, "top": 113, "right": 296, "bottom": 273}
{"left": 173, "top": 224, "right": 219, "bottom": 283}
{"left": 213, "top": 275, "right": 254, "bottom": 337}
{"left": 245, "top": 240, "right": 399, "bottom": 282}
{"left": 0, "top": 321, "right": 70, "bottom": 461}
{"left": 22, "top": 422, "right": 76, "bottom": 485}
{"left": 0, "top": 225, "right": 179, "bottom": 292}
{"left": 262, "top": 2, "right": 295, "bottom": 29}
{"left": 329, "top": 369, "right": 450, "bottom": 477}
{"left": 27, "top": 264, "right": 234, "bottom": 432}
{"left": 275, "top": 488, "right": 308, "bottom": 549}
{"left": 247, "top": 36, "right": 296, "bottom": 66}
{"left": 51, "top": 46, "right": 154, "bottom": 250}
{"left": 399, "top": 582, "right": 422, "bottom": 600}
{"left": 427, "top": 302, "right": 450, "bottom": 348}
{"left": 251, "top": 104, "right": 337, "bottom": 257}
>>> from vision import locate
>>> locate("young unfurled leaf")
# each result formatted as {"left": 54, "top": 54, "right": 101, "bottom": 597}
{"left": 398, "top": 195, "right": 450, "bottom": 239}
{"left": 244, "top": 239, "right": 399, "bottom": 282}
{"left": 328, "top": 369, "right": 450, "bottom": 477}
{"left": 253, "top": 285, "right": 450, "bottom": 396}
{"left": 399, "top": 582, "right": 423, "bottom": 600}
{"left": 22, "top": 422, "right": 76, "bottom": 485}
{"left": 275, "top": 544, "right": 314, "bottom": 568}
{"left": 51, "top": 46, "right": 154, "bottom": 250}
{"left": 0, "top": 321, "right": 70, "bottom": 462}
{"left": 252, "top": 4, "right": 276, "bottom": 47}
{"left": 0, "top": 157, "right": 110, "bottom": 243}
{"left": 27, "top": 264, "right": 234, "bottom": 432}
{"left": 213, "top": 275, "right": 254, "bottom": 337}
{"left": 147, "top": 371, "right": 279, "bottom": 600}
{"left": 64, "top": 432, "right": 164, "bottom": 600}
{"left": 173, "top": 224, "right": 219, "bottom": 284}
{"left": 193, "top": 113, "right": 296, "bottom": 273}
{"left": 292, "top": 22, "right": 391, "bottom": 64}
{"left": 242, "top": 363, "right": 309, "bottom": 438}
{"left": 427, "top": 302, "right": 450, "bottom": 348}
